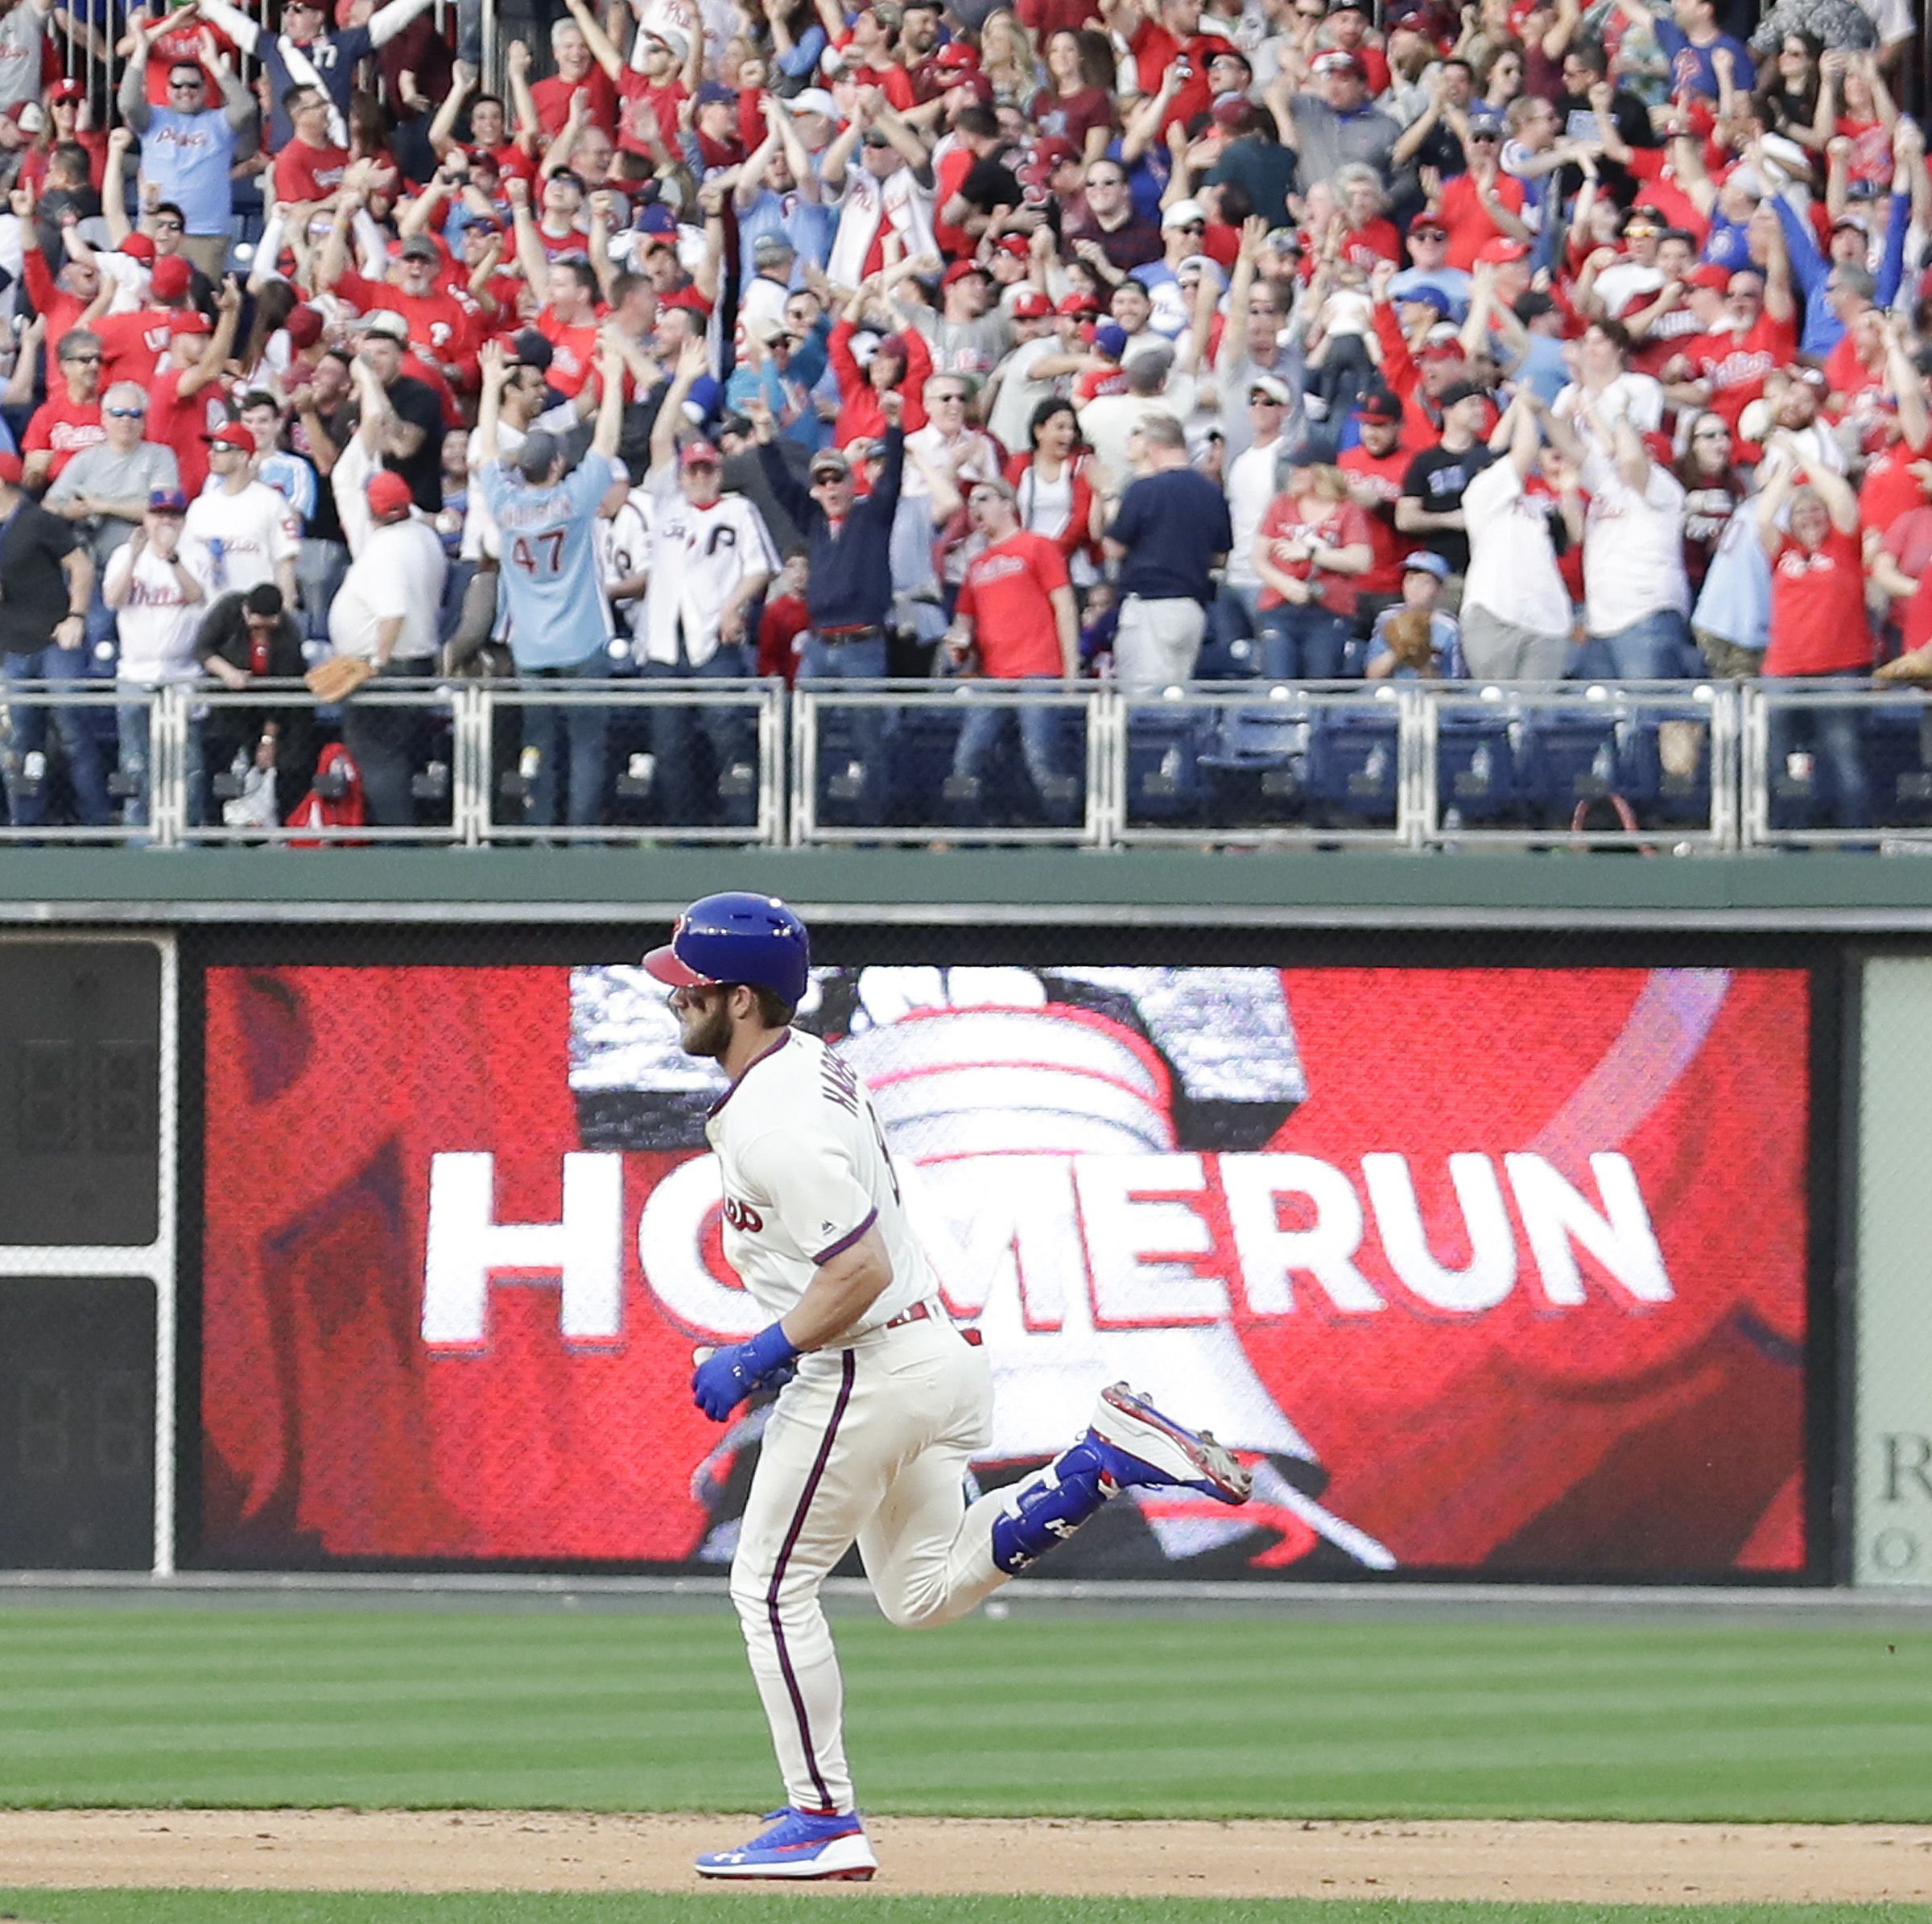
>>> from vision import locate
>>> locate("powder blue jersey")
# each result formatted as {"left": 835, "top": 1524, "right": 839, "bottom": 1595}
{"left": 480, "top": 453, "right": 624, "bottom": 670}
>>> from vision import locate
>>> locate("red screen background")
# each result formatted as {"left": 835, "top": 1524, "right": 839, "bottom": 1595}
{"left": 198, "top": 964, "right": 1814, "bottom": 1578}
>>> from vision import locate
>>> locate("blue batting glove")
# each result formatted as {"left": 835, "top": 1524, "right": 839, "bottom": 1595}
{"left": 692, "top": 1321, "right": 800, "bottom": 1422}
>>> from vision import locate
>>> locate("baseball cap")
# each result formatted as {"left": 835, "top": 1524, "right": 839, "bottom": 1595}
{"left": 1397, "top": 283, "right": 1451, "bottom": 313}
{"left": 147, "top": 487, "right": 189, "bottom": 515}
{"left": 786, "top": 86, "right": 840, "bottom": 118}
{"left": 1438, "top": 378, "right": 1487, "bottom": 406}
{"left": 1162, "top": 198, "right": 1208, "bottom": 230}
{"left": 1011, "top": 289, "right": 1053, "bottom": 320}
{"left": 204, "top": 422, "right": 256, "bottom": 450}
{"left": 1466, "top": 105, "right": 1505, "bottom": 135}
{"left": 695, "top": 80, "right": 736, "bottom": 107}
{"left": 398, "top": 233, "right": 440, "bottom": 262}
{"left": 1402, "top": 550, "right": 1449, "bottom": 580}
{"left": 48, "top": 77, "right": 85, "bottom": 103}
{"left": 932, "top": 40, "right": 978, "bottom": 68}
{"left": 285, "top": 303, "right": 324, "bottom": 349}
{"left": 168, "top": 309, "right": 213, "bottom": 336}
{"left": 1689, "top": 262, "right": 1731, "bottom": 292}
{"left": 120, "top": 233, "right": 156, "bottom": 264}
{"left": 1249, "top": 373, "right": 1293, "bottom": 404}
{"left": 1786, "top": 363, "right": 1828, "bottom": 390}
{"left": 1033, "top": 135, "right": 1077, "bottom": 170}
{"left": 993, "top": 232, "right": 1032, "bottom": 259}
{"left": 10, "top": 101, "right": 45, "bottom": 134}
{"left": 367, "top": 470, "right": 414, "bottom": 521}
{"left": 642, "top": 23, "right": 689, "bottom": 60}
{"left": 945, "top": 69, "right": 994, "bottom": 101}
{"left": 752, "top": 232, "right": 795, "bottom": 264}
{"left": 1357, "top": 390, "right": 1403, "bottom": 423}
{"left": 1418, "top": 337, "right": 1466, "bottom": 364}
{"left": 1476, "top": 236, "right": 1530, "bottom": 265}
{"left": 942, "top": 258, "right": 990, "bottom": 287}
{"left": 1311, "top": 49, "right": 1364, "bottom": 76}
{"left": 151, "top": 255, "right": 192, "bottom": 302}
{"left": 508, "top": 328, "right": 554, "bottom": 372}
{"left": 1408, "top": 209, "right": 1448, "bottom": 234}
{"left": 680, "top": 438, "right": 722, "bottom": 468}
{"left": 1057, "top": 290, "right": 1101, "bottom": 316}
{"left": 1212, "top": 97, "right": 1259, "bottom": 134}
{"left": 359, "top": 309, "right": 411, "bottom": 342}
{"left": 1093, "top": 322, "right": 1128, "bottom": 359}
{"left": 809, "top": 445, "right": 851, "bottom": 478}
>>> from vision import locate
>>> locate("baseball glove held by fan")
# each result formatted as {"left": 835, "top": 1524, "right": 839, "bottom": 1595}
{"left": 305, "top": 655, "right": 377, "bottom": 703}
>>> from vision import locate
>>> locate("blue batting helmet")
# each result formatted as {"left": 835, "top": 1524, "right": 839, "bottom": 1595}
{"left": 642, "top": 892, "right": 811, "bottom": 1006}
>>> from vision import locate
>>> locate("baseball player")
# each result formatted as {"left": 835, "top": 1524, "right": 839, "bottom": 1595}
{"left": 643, "top": 892, "right": 1253, "bottom": 1883}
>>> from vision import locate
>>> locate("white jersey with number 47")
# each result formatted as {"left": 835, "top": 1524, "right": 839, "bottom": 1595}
{"left": 705, "top": 1029, "right": 935, "bottom": 1331}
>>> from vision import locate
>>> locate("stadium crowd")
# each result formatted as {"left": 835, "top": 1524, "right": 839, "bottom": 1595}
{"left": 0, "top": 0, "right": 1928, "bottom": 833}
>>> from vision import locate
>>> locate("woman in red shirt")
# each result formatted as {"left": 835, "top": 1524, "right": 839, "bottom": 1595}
{"left": 1756, "top": 435, "right": 1873, "bottom": 828}
{"left": 1252, "top": 464, "right": 1375, "bottom": 679}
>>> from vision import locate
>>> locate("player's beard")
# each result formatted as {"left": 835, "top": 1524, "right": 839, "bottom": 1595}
{"left": 677, "top": 993, "right": 734, "bottom": 1062}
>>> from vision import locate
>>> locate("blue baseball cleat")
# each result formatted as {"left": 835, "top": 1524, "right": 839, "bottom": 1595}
{"left": 695, "top": 1806, "right": 878, "bottom": 1881}
{"left": 1086, "top": 1381, "right": 1253, "bottom": 1506}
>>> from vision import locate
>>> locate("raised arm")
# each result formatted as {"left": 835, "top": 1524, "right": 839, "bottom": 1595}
{"left": 118, "top": 23, "right": 153, "bottom": 134}
{"left": 429, "top": 59, "right": 477, "bottom": 159}
{"left": 365, "top": 0, "right": 438, "bottom": 51}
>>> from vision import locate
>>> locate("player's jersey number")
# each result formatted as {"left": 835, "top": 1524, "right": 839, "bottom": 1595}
{"left": 510, "top": 529, "right": 568, "bottom": 576}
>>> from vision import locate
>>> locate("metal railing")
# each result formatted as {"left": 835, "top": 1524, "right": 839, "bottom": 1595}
{"left": 8, "top": 675, "right": 1932, "bottom": 851}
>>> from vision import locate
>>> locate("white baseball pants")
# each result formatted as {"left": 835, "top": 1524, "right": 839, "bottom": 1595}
{"left": 728, "top": 1311, "right": 1009, "bottom": 1815}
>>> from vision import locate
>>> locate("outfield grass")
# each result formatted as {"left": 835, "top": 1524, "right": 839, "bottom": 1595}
{"left": 0, "top": 1610, "right": 1928, "bottom": 1821}
{"left": 6, "top": 1901, "right": 1932, "bottom": 1924}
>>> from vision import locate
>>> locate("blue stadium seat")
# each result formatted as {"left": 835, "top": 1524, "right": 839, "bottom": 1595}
{"left": 1517, "top": 714, "right": 1620, "bottom": 820}
{"left": 1435, "top": 711, "right": 1519, "bottom": 823}
{"left": 1197, "top": 701, "right": 1309, "bottom": 824}
{"left": 1304, "top": 708, "right": 1401, "bottom": 824}
{"left": 1125, "top": 708, "right": 1210, "bottom": 824}
{"left": 1860, "top": 705, "right": 1932, "bottom": 827}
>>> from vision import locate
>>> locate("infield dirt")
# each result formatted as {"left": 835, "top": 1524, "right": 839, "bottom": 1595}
{"left": 2, "top": 1813, "right": 1931, "bottom": 1901}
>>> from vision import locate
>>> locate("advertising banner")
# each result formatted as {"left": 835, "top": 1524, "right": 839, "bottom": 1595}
{"left": 200, "top": 961, "right": 1813, "bottom": 1579}
{"left": 1855, "top": 958, "right": 1932, "bottom": 1586}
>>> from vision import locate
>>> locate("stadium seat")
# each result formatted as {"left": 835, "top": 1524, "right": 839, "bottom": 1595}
{"left": 1303, "top": 704, "right": 1402, "bottom": 825}
{"left": 1124, "top": 706, "right": 1210, "bottom": 825}
{"left": 1197, "top": 698, "right": 1310, "bottom": 824}
{"left": 1435, "top": 708, "right": 1520, "bottom": 824}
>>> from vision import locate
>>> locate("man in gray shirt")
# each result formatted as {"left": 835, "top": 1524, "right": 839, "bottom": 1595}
{"left": 1279, "top": 52, "right": 1400, "bottom": 187}
{"left": 45, "top": 382, "right": 183, "bottom": 650}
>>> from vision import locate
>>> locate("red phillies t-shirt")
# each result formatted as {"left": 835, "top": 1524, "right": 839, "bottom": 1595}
{"left": 1881, "top": 505, "right": 1932, "bottom": 650}
{"left": 274, "top": 138, "right": 350, "bottom": 207}
{"left": 1438, "top": 170, "right": 1525, "bottom": 271}
{"left": 1255, "top": 495, "right": 1374, "bottom": 616}
{"left": 957, "top": 531, "right": 1071, "bottom": 677}
{"left": 1860, "top": 431, "right": 1932, "bottom": 543}
{"left": 335, "top": 270, "right": 477, "bottom": 365}
{"left": 147, "top": 364, "right": 228, "bottom": 498}
{"left": 1765, "top": 525, "right": 1872, "bottom": 675}
{"left": 1337, "top": 441, "right": 1411, "bottom": 595}
{"left": 617, "top": 72, "right": 687, "bottom": 156}
{"left": 538, "top": 310, "right": 603, "bottom": 396}
{"left": 1688, "top": 311, "right": 1798, "bottom": 427}
{"left": 531, "top": 69, "right": 621, "bottom": 137}
{"left": 23, "top": 394, "right": 105, "bottom": 477}
{"left": 94, "top": 307, "right": 175, "bottom": 389}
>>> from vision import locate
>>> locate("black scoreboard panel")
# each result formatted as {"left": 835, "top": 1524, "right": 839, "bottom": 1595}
{"left": 0, "top": 943, "right": 162, "bottom": 1247}
{"left": 0, "top": 1277, "right": 155, "bottom": 1568}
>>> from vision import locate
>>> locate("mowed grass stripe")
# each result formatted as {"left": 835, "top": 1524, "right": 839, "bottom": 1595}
{"left": 2, "top": 1611, "right": 1929, "bottom": 1820}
